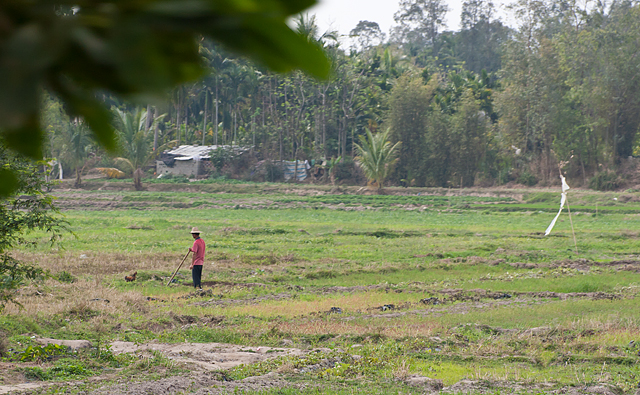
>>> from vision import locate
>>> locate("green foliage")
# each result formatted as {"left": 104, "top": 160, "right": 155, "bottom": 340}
{"left": 7, "top": 0, "right": 639, "bottom": 192}
{"left": 91, "top": 341, "right": 120, "bottom": 366}
{"left": 354, "top": 128, "right": 400, "bottom": 190}
{"left": 22, "top": 361, "right": 95, "bottom": 381}
{"left": 56, "top": 271, "right": 77, "bottom": 284}
{"left": 113, "top": 108, "right": 166, "bottom": 190}
{"left": 448, "top": 90, "right": 488, "bottom": 187}
{"left": 15, "top": 343, "right": 68, "bottom": 363}
{"left": 58, "top": 120, "right": 95, "bottom": 188}
{"left": 517, "top": 171, "right": 538, "bottom": 187}
{"left": 265, "top": 162, "right": 284, "bottom": 182}
{"left": 0, "top": 0, "right": 329, "bottom": 195}
{"left": 0, "top": 145, "right": 66, "bottom": 311}
{"left": 322, "top": 157, "right": 341, "bottom": 185}
{"left": 589, "top": 171, "right": 621, "bottom": 191}
{"left": 123, "top": 349, "right": 177, "bottom": 374}
{"left": 388, "top": 74, "right": 432, "bottom": 187}
{"left": 210, "top": 147, "right": 232, "bottom": 170}
{"left": 332, "top": 157, "right": 358, "bottom": 183}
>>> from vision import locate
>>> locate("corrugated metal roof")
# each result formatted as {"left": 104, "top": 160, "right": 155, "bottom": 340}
{"left": 165, "top": 145, "right": 218, "bottom": 159}
{"left": 163, "top": 145, "right": 252, "bottom": 160}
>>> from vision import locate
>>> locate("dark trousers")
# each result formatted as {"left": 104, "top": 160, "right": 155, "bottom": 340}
{"left": 192, "top": 265, "right": 203, "bottom": 289}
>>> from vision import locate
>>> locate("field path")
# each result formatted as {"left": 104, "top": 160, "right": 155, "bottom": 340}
{"left": 0, "top": 342, "right": 306, "bottom": 395}
{"left": 109, "top": 341, "right": 305, "bottom": 370}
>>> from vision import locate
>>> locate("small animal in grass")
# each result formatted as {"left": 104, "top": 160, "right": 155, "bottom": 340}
{"left": 420, "top": 297, "right": 440, "bottom": 305}
{"left": 124, "top": 271, "right": 137, "bottom": 282}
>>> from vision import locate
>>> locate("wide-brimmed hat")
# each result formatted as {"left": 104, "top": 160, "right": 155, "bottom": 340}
{"left": 190, "top": 227, "right": 202, "bottom": 234}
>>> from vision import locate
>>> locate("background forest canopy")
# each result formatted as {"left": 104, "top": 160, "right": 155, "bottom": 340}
{"left": 43, "top": 0, "right": 640, "bottom": 189}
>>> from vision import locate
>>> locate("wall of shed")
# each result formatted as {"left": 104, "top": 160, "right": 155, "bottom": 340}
{"left": 156, "top": 160, "right": 200, "bottom": 177}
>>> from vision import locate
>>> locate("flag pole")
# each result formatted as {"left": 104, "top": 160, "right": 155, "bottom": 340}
{"left": 565, "top": 196, "right": 578, "bottom": 254}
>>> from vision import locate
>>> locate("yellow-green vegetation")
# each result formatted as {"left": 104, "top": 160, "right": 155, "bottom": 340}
{"left": 2, "top": 185, "right": 640, "bottom": 394}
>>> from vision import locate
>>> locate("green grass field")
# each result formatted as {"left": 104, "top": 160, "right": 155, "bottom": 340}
{"left": 2, "top": 185, "right": 640, "bottom": 394}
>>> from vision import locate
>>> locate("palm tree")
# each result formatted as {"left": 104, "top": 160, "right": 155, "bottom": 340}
{"left": 294, "top": 14, "right": 338, "bottom": 48}
{"left": 354, "top": 128, "right": 401, "bottom": 192}
{"left": 113, "top": 108, "right": 166, "bottom": 190}
{"left": 60, "top": 119, "right": 93, "bottom": 187}
{"left": 323, "top": 156, "right": 341, "bottom": 186}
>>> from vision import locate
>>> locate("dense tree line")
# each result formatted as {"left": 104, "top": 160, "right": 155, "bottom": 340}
{"left": 43, "top": 0, "right": 640, "bottom": 189}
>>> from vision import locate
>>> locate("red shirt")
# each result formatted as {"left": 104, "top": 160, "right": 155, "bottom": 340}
{"left": 191, "top": 238, "right": 205, "bottom": 266}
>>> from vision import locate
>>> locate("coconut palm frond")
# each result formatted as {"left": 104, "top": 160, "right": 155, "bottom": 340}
{"left": 355, "top": 128, "right": 400, "bottom": 191}
{"left": 113, "top": 157, "right": 134, "bottom": 172}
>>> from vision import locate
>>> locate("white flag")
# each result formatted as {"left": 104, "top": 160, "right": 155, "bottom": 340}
{"left": 545, "top": 193, "right": 566, "bottom": 236}
{"left": 545, "top": 175, "right": 570, "bottom": 236}
{"left": 561, "top": 174, "right": 570, "bottom": 193}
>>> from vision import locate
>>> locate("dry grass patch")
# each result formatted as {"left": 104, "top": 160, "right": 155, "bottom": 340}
{"left": 221, "top": 291, "right": 420, "bottom": 318}
{"left": 12, "top": 251, "right": 182, "bottom": 277}
{"left": 274, "top": 320, "right": 439, "bottom": 338}
{"left": 391, "top": 359, "right": 410, "bottom": 381}
{"left": 0, "top": 331, "right": 8, "bottom": 357}
{"left": 4, "top": 277, "right": 147, "bottom": 320}
{"left": 569, "top": 315, "right": 640, "bottom": 333}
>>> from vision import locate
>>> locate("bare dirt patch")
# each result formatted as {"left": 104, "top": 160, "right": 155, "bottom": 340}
{"left": 90, "top": 372, "right": 303, "bottom": 395}
{"left": 188, "top": 281, "right": 267, "bottom": 288}
{"left": 0, "top": 362, "right": 34, "bottom": 387}
{"left": 336, "top": 289, "right": 622, "bottom": 321}
{"left": 188, "top": 285, "right": 622, "bottom": 314}
{"left": 503, "top": 258, "right": 640, "bottom": 273}
{"left": 0, "top": 341, "right": 306, "bottom": 395}
{"left": 109, "top": 341, "right": 304, "bottom": 371}
{"left": 192, "top": 292, "right": 294, "bottom": 308}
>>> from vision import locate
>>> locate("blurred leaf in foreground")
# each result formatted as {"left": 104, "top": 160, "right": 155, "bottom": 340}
{"left": 0, "top": 0, "right": 329, "bottom": 197}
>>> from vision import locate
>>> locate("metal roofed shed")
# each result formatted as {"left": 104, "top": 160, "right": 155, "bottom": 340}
{"left": 156, "top": 145, "right": 250, "bottom": 178}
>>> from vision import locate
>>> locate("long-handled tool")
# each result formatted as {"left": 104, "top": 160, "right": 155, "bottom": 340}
{"left": 167, "top": 250, "right": 191, "bottom": 286}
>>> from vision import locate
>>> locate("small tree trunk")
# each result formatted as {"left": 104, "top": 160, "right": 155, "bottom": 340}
{"left": 233, "top": 110, "right": 237, "bottom": 144}
{"left": 215, "top": 79, "right": 219, "bottom": 146}
{"left": 184, "top": 104, "right": 189, "bottom": 144}
{"left": 202, "top": 91, "right": 208, "bottom": 145}
{"left": 176, "top": 90, "right": 182, "bottom": 145}
{"left": 153, "top": 107, "right": 159, "bottom": 151}
{"left": 134, "top": 168, "right": 144, "bottom": 191}
{"left": 74, "top": 167, "right": 81, "bottom": 188}
{"left": 145, "top": 104, "right": 152, "bottom": 131}
{"left": 293, "top": 149, "right": 299, "bottom": 184}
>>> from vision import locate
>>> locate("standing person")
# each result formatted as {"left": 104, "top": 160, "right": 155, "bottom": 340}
{"left": 189, "top": 227, "right": 205, "bottom": 290}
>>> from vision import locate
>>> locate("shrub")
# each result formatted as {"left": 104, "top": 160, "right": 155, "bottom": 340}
{"left": 56, "top": 271, "right": 77, "bottom": 284}
{"left": 517, "top": 171, "right": 538, "bottom": 186}
{"left": 22, "top": 361, "right": 94, "bottom": 381}
{"left": 15, "top": 343, "right": 67, "bottom": 362}
{"left": 496, "top": 168, "right": 513, "bottom": 185}
{"left": 265, "top": 161, "right": 283, "bottom": 182}
{"left": 210, "top": 148, "right": 232, "bottom": 170}
{"left": 1, "top": 145, "right": 66, "bottom": 312}
{"left": 334, "top": 157, "right": 366, "bottom": 184}
{"left": 0, "top": 331, "right": 7, "bottom": 357}
{"left": 589, "top": 171, "right": 621, "bottom": 191}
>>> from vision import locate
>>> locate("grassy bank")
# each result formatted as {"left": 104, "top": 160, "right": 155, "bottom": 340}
{"left": 2, "top": 186, "right": 640, "bottom": 393}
